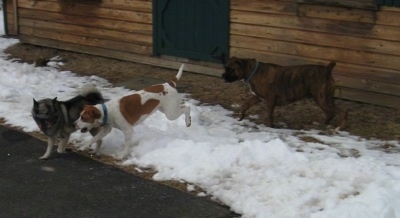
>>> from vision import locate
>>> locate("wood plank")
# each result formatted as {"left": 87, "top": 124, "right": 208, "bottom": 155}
{"left": 229, "top": 47, "right": 400, "bottom": 83}
{"left": 296, "top": 0, "right": 377, "bottom": 11}
{"left": 230, "top": 35, "right": 400, "bottom": 70}
{"left": 5, "top": 0, "right": 17, "bottom": 35}
{"left": 230, "top": 23, "right": 400, "bottom": 56}
{"left": 19, "top": 8, "right": 152, "bottom": 34}
{"left": 298, "top": 4, "right": 400, "bottom": 27}
{"left": 19, "top": 27, "right": 152, "bottom": 55}
{"left": 380, "top": 6, "right": 400, "bottom": 12}
{"left": 100, "top": 0, "right": 152, "bottom": 12}
{"left": 19, "top": 36, "right": 224, "bottom": 76}
{"left": 336, "top": 63, "right": 400, "bottom": 83}
{"left": 19, "top": 18, "right": 152, "bottom": 45}
{"left": 297, "top": 4, "right": 376, "bottom": 23}
{"left": 230, "top": 10, "right": 400, "bottom": 41}
{"left": 18, "top": 0, "right": 152, "bottom": 23}
{"left": 45, "top": 0, "right": 152, "bottom": 12}
{"left": 334, "top": 75, "right": 400, "bottom": 96}
{"left": 5, "top": 0, "right": 14, "bottom": 12}
{"left": 377, "top": 10, "right": 400, "bottom": 27}
{"left": 231, "top": 0, "right": 296, "bottom": 15}
{"left": 335, "top": 88, "right": 400, "bottom": 108}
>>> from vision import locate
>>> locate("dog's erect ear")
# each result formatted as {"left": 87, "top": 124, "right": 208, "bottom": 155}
{"left": 52, "top": 97, "right": 57, "bottom": 102}
{"left": 33, "top": 99, "right": 38, "bottom": 106}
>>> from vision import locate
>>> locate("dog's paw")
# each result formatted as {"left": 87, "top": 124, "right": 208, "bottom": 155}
{"left": 115, "top": 152, "right": 130, "bottom": 161}
{"left": 39, "top": 155, "right": 49, "bottom": 160}
{"left": 57, "top": 148, "right": 67, "bottom": 154}
{"left": 87, "top": 147, "right": 100, "bottom": 155}
{"left": 115, "top": 155, "right": 126, "bottom": 161}
{"left": 77, "top": 143, "right": 90, "bottom": 151}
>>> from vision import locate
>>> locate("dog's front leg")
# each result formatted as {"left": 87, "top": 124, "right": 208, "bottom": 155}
{"left": 39, "top": 137, "right": 55, "bottom": 159}
{"left": 57, "top": 135, "right": 70, "bottom": 154}
{"left": 92, "top": 125, "right": 112, "bottom": 154}
{"left": 89, "top": 128, "right": 103, "bottom": 154}
{"left": 239, "top": 96, "right": 261, "bottom": 121}
{"left": 79, "top": 125, "right": 111, "bottom": 151}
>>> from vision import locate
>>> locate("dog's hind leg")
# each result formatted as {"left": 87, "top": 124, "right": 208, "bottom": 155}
{"left": 335, "top": 107, "right": 348, "bottom": 130}
{"left": 57, "top": 135, "right": 70, "bottom": 154}
{"left": 39, "top": 137, "right": 55, "bottom": 159}
{"left": 117, "top": 127, "right": 133, "bottom": 160}
{"left": 314, "top": 95, "right": 336, "bottom": 125}
{"left": 265, "top": 99, "right": 276, "bottom": 127}
{"left": 239, "top": 96, "right": 261, "bottom": 121}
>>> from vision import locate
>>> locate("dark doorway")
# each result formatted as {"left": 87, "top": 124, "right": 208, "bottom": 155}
{"left": 153, "top": 0, "right": 229, "bottom": 63}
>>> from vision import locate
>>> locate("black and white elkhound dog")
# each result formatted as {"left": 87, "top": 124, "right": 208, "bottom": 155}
{"left": 32, "top": 85, "right": 104, "bottom": 159}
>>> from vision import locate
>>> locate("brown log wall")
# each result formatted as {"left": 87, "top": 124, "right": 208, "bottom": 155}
{"left": 5, "top": 0, "right": 400, "bottom": 108}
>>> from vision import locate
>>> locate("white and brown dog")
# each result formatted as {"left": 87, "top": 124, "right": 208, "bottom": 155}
{"left": 75, "top": 64, "right": 191, "bottom": 159}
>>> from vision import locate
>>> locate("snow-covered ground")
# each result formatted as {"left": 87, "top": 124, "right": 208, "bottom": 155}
{"left": 1, "top": 11, "right": 400, "bottom": 218}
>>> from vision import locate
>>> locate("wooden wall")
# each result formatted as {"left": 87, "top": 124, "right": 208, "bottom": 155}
{"left": 15, "top": 0, "right": 220, "bottom": 75}
{"left": 4, "top": 0, "right": 17, "bottom": 35}
{"left": 230, "top": 0, "right": 400, "bottom": 108}
{"left": 18, "top": 0, "right": 153, "bottom": 55}
{"left": 6, "top": 0, "right": 400, "bottom": 108}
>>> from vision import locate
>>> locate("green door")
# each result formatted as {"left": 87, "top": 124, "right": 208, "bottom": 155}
{"left": 153, "top": 0, "right": 229, "bottom": 63}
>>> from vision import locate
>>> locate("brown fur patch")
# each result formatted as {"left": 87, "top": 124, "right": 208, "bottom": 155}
{"left": 119, "top": 94, "right": 160, "bottom": 125}
{"left": 81, "top": 105, "right": 101, "bottom": 123}
{"left": 144, "top": 84, "right": 167, "bottom": 95}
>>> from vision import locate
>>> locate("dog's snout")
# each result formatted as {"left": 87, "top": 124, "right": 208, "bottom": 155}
{"left": 222, "top": 69, "right": 237, "bottom": 83}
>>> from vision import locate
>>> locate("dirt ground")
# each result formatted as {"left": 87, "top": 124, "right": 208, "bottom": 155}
{"left": 2, "top": 42, "right": 400, "bottom": 194}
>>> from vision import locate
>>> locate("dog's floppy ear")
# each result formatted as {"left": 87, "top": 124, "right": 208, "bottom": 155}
{"left": 246, "top": 58, "right": 257, "bottom": 70}
{"left": 234, "top": 57, "right": 249, "bottom": 68}
{"left": 83, "top": 105, "right": 102, "bottom": 120}
{"left": 229, "top": 56, "right": 242, "bottom": 66}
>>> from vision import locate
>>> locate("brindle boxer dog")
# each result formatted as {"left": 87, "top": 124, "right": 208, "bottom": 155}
{"left": 222, "top": 57, "right": 347, "bottom": 129}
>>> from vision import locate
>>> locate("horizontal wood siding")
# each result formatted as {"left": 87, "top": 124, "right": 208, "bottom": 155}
{"left": 7, "top": 0, "right": 400, "bottom": 108}
{"left": 17, "top": 0, "right": 153, "bottom": 55}
{"left": 231, "top": 0, "right": 400, "bottom": 108}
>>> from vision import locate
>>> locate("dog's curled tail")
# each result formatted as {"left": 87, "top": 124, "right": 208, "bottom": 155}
{"left": 169, "top": 64, "right": 185, "bottom": 88}
{"left": 80, "top": 84, "right": 104, "bottom": 104}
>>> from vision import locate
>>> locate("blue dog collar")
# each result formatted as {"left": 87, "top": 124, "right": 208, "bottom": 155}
{"left": 245, "top": 61, "right": 259, "bottom": 82}
{"left": 101, "top": 103, "right": 108, "bottom": 125}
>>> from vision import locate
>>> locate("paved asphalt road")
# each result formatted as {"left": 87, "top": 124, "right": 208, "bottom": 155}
{"left": 0, "top": 126, "right": 238, "bottom": 218}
